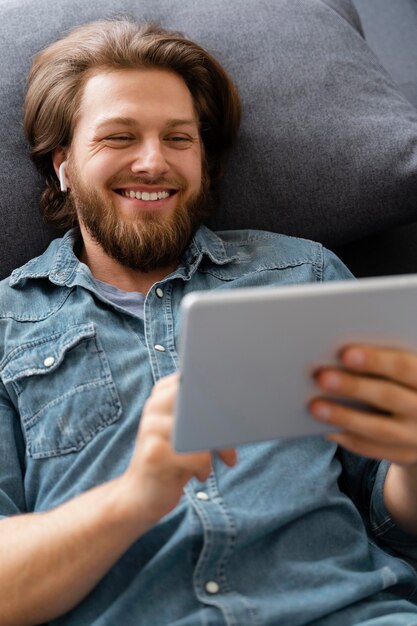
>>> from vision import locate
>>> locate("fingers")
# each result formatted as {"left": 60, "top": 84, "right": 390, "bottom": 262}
{"left": 216, "top": 448, "right": 238, "bottom": 467}
{"left": 145, "top": 372, "right": 180, "bottom": 413}
{"left": 340, "top": 345, "right": 417, "bottom": 390}
{"left": 140, "top": 373, "right": 238, "bottom": 483}
{"left": 310, "top": 398, "right": 417, "bottom": 464}
{"left": 174, "top": 448, "right": 237, "bottom": 482}
{"left": 310, "top": 344, "right": 417, "bottom": 465}
{"left": 137, "top": 427, "right": 214, "bottom": 483}
{"left": 326, "top": 430, "right": 417, "bottom": 466}
{"left": 310, "top": 398, "right": 414, "bottom": 447}
{"left": 174, "top": 450, "right": 214, "bottom": 482}
{"left": 140, "top": 376, "right": 179, "bottom": 439}
{"left": 314, "top": 367, "right": 417, "bottom": 416}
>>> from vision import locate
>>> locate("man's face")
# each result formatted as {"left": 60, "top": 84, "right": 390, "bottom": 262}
{"left": 64, "top": 67, "right": 212, "bottom": 271}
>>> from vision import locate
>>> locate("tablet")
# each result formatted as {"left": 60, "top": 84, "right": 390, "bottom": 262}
{"left": 173, "top": 273, "right": 417, "bottom": 452}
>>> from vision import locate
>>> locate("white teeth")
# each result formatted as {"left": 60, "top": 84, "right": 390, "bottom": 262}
{"left": 122, "top": 190, "right": 171, "bottom": 201}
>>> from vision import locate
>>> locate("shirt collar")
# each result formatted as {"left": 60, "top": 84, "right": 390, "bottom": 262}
{"left": 9, "top": 225, "right": 238, "bottom": 288}
{"left": 9, "top": 229, "right": 80, "bottom": 287}
{"left": 183, "top": 225, "right": 238, "bottom": 267}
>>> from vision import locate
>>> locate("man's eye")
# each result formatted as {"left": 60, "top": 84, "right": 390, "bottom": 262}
{"left": 104, "top": 135, "right": 133, "bottom": 143}
{"left": 165, "top": 136, "right": 194, "bottom": 148}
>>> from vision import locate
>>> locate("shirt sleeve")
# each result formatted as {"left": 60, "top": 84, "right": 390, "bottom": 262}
{"left": 338, "top": 448, "right": 417, "bottom": 567}
{"left": 0, "top": 381, "right": 26, "bottom": 518}
{"left": 321, "top": 246, "right": 355, "bottom": 282}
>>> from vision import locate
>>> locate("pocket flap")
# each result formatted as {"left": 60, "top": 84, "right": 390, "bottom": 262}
{"left": 1, "top": 323, "right": 96, "bottom": 384}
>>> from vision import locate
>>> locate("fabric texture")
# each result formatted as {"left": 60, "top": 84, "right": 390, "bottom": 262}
{"left": 353, "top": 0, "right": 417, "bottom": 107}
{"left": 2, "top": 226, "right": 417, "bottom": 625}
{"left": 0, "top": 0, "right": 417, "bottom": 279}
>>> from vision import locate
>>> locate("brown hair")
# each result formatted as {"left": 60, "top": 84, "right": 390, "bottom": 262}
{"left": 23, "top": 19, "right": 241, "bottom": 230}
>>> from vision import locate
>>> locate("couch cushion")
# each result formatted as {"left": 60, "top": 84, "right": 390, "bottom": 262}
{"left": 354, "top": 0, "right": 417, "bottom": 108}
{"left": 0, "top": 0, "right": 417, "bottom": 279}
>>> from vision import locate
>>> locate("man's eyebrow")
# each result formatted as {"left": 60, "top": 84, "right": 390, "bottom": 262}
{"left": 94, "top": 116, "right": 138, "bottom": 131}
{"left": 165, "top": 118, "right": 200, "bottom": 130}
{"left": 94, "top": 117, "right": 200, "bottom": 131}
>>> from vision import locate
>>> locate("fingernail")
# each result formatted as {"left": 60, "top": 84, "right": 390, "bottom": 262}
{"left": 311, "top": 403, "right": 332, "bottom": 421}
{"left": 343, "top": 348, "right": 365, "bottom": 368}
{"left": 321, "top": 372, "right": 341, "bottom": 390}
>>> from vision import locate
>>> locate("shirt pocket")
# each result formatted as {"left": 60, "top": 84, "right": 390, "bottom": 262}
{"left": 1, "top": 322, "right": 122, "bottom": 459}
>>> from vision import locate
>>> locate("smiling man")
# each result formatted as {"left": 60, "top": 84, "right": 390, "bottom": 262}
{"left": 2, "top": 18, "right": 417, "bottom": 626}
{"left": 58, "top": 68, "right": 210, "bottom": 284}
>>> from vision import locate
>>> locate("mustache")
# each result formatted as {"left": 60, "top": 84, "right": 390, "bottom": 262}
{"left": 108, "top": 175, "right": 187, "bottom": 191}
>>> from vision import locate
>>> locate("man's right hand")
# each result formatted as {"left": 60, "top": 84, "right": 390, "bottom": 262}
{"left": 122, "top": 372, "right": 237, "bottom": 529}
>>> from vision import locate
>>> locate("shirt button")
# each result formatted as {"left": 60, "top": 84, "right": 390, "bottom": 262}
{"left": 196, "top": 491, "right": 209, "bottom": 501}
{"left": 43, "top": 356, "right": 55, "bottom": 367}
{"left": 205, "top": 581, "right": 220, "bottom": 594}
{"left": 154, "top": 344, "right": 166, "bottom": 352}
{"left": 155, "top": 287, "right": 164, "bottom": 298}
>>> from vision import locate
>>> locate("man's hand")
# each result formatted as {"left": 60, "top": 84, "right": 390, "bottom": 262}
{"left": 309, "top": 344, "right": 417, "bottom": 533}
{"left": 122, "top": 373, "right": 237, "bottom": 528}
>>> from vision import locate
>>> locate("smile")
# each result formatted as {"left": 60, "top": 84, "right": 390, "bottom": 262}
{"left": 118, "top": 189, "right": 176, "bottom": 201}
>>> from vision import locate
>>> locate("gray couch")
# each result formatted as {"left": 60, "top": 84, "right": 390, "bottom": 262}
{"left": 0, "top": 0, "right": 416, "bottom": 278}
{"left": 340, "top": 0, "right": 417, "bottom": 275}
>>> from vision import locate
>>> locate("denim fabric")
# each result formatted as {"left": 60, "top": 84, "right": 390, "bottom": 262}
{"left": 1, "top": 226, "right": 417, "bottom": 626}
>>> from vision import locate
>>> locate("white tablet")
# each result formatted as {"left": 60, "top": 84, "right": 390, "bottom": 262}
{"left": 173, "top": 273, "right": 417, "bottom": 452}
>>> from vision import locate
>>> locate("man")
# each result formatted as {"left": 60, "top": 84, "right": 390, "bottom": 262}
{"left": 1, "top": 18, "right": 417, "bottom": 626}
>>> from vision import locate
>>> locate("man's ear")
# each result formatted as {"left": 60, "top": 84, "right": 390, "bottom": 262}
{"left": 52, "top": 148, "right": 69, "bottom": 192}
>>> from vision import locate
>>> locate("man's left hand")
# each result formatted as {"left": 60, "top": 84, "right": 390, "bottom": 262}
{"left": 310, "top": 344, "right": 417, "bottom": 466}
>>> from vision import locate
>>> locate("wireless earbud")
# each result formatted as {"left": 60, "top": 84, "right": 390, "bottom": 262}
{"left": 58, "top": 161, "right": 68, "bottom": 192}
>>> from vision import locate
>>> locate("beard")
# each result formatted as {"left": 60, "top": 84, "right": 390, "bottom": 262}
{"left": 65, "top": 161, "right": 214, "bottom": 272}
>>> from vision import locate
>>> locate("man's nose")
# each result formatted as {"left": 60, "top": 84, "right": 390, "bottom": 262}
{"left": 130, "top": 139, "right": 170, "bottom": 178}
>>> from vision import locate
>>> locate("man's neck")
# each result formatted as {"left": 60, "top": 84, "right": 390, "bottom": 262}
{"left": 78, "top": 235, "right": 177, "bottom": 295}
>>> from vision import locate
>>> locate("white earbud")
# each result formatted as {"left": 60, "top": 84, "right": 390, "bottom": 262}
{"left": 58, "top": 161, "right": 68, "bottom": 192}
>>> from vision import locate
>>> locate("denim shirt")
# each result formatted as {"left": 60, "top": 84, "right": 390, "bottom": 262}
{"left": 1, "top": 226, "right": 417, "bottom": 626}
